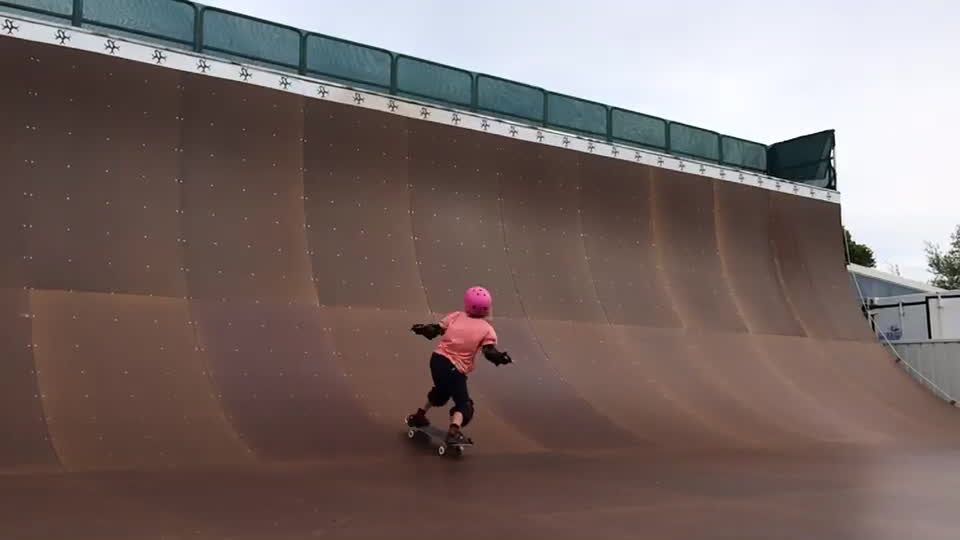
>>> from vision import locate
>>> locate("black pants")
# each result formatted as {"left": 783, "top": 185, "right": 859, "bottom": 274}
{"left": 427, "top": 353, "right": 474, "bottom": 426}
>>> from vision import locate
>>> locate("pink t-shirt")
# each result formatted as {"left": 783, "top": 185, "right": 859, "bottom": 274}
{"left": 434, "top": 311, "right": 497, "bottom": 374}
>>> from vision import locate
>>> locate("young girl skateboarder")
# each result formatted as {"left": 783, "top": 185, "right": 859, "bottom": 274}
{"left": 406, "top": 286, "right": 513, "bottom": 444}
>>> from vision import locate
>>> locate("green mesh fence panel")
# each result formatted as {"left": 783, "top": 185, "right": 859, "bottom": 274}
{"left": 0, "top": 0, "right": 72, "bottom": 21}
{"left": 305, "top": 34, "right": 391, "bottom": 90}
{"left": 83, "top": 0, "right": 194, "bottom": 46}
{"left": 202, "top": 9, "right": 300, "bottom": 69}
{"left": 767, "top": 130, "right": 836, "bottom": 189}
{"left": 669, "top": 122, "right": 720, "bottom": 162}
{"left": 546, "top": 93, "right": 606, "bottom": 136}
{"left": 395, "top": 56, "right": 472, "bottom": 107}
{"left": 721, "top": 136, "right": 767, "bottom": 171}
{"left": 611, "top": 108, "right": 667, "bottom": 150}
{"left": 476, "top": 75, "right": 544, "bottom": 123}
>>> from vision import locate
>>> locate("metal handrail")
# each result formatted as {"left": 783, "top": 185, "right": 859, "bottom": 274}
{"left": 848, "top": 246, "right": 958, "bottom": 406}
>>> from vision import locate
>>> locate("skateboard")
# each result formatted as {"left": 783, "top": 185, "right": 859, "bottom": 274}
{"left": 406, "top": 422, "right": 474, "bottom": 457}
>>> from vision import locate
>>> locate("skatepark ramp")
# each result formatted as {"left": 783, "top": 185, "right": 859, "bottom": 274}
{"left": 1, "top": 7, "right": 958, "bottom": 473}
{"left": 1, "top": 8, "right": 960, "bottom": 540}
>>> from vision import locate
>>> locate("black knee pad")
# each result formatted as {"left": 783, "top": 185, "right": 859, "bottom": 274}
{"left": 427, "top": 388, "right": 448, "bottom": 407}
{"left": 452, "top": 399, "right": 475, "bottom": 427}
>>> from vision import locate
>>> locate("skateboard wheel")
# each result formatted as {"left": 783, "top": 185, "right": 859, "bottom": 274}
{"left": 437, "top": 444, "right": 446, "bottom": 456}
{"left": 407, "top": 428, "right": 416, "bottom": 439}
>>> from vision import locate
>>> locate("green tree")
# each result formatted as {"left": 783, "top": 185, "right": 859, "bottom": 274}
{"left": 844, "top": 227, "right": 876, "bottom": 267}
{"left": 925, "top": 224, "right": 960, "bottom": 290}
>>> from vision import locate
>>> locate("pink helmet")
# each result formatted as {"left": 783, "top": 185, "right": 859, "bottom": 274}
{"left": 463, "top": 286, "right": 492, "bottom": 318}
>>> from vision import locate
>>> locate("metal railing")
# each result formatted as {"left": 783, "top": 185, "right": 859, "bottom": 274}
{"left": 848, "top": 252, "right": 958, "bottom": 406}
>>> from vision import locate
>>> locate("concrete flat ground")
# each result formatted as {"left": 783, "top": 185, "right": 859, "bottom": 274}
{"left": 4, "top": 446, "right": 960, "bottom": 540}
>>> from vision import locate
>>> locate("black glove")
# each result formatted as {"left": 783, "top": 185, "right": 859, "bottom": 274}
{"left": 411, "top": 323, "right": 443, "bottom": 340}
{"left": 482, "top": 344, "right": 511, "bottom": 366}
{"left": 491, "top": 351, "right": 512, "bottom": 366}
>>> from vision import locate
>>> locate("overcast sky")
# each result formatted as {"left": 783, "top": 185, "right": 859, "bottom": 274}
{"left": 204, "top": 0, "right": 959, "bottom": 283}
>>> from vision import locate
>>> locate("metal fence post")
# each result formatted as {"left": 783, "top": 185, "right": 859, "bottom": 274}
{"left": 605, "top": 107, "right": 613, "bottom": 143}
{"left": 471, "top": 76, "right": 478, "bottom": 112}
{"left": 71, "top": 0, "right": 83, "bottom": 26}
{"left": 542, "top": 93, "right": 549, "bottom": 127}
{"left": 389, "top": 55, "right": 398, "bottom": 95}
{"left": 193, "top": 5, "right": 203, "bottom": 52}
{"left": 298, "top": 32, "right": 307, "bottom": 75}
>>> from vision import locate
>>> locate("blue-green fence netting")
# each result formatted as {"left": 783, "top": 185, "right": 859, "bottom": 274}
{"left": 767, "top": 130, "right": 836, "bottom": 190}
{"left": 670, "top": 123, "right": 721, "bottom": 163}
{"left": 476, "top": 75, "right": 544, "bottom": 124}
{"left": 306, "top": 34, "right": 392, "bottom": 91}
{"left": 611, "top": 108, "right": 668, "bottom": 151}
{"left": 202, "top": 8, "right": 300, "bottom": 70}
{"left": 0, "top": 0, "right": 832, "bottom": 182}
{"left": 395, "top": 56, "right": 472, "bottom": 108}
{"left": 6, "top": 0, "right": 69, "bottom": 15}
{"left": 0, "top": 0, "right": 70, "bottom": 23}
{"left": 722, "top": 136, "right": 768, "bottom": 173}
{"left": 546, "top": 93, "right": 607, "bottom": 138}
{"left": 84, "top": 0, "right": 193, "bottom": 47}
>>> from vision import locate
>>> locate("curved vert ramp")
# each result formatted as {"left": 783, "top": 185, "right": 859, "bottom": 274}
{"left": 0, "top": 30, "right": 957, "bottom": 478}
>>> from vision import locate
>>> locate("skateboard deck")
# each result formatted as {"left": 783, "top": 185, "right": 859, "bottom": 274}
{"left": 406, "top": 422, "right": 473, "bottom": 457}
